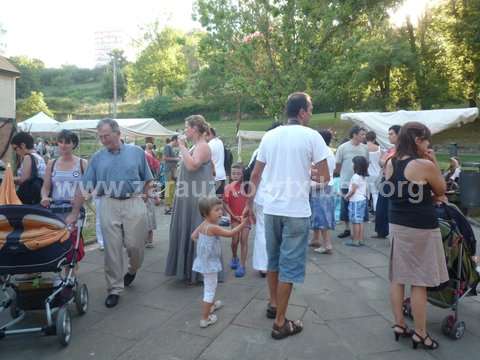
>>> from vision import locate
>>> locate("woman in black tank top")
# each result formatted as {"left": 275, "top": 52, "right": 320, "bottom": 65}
{"left": 385, "top": 122, "right": 448, "bottom": 350}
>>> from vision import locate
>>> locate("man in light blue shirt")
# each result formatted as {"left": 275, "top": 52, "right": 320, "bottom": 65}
{"left": 68, "top": 118, "right": 153, "bottom": 308}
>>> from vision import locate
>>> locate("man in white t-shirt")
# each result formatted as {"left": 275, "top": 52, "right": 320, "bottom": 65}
{"left": 245, "top": 92, "right": 330, "bottom": 340}
{"left": 207, "top": 127, "right": 226, "bottom": 196}
{"left": 334, "top": 126, "right": 369, "bottom": 239}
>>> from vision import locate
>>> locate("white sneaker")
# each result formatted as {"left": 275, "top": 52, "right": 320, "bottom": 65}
{"left": 209, "top": 300, "right": 223, "bottom": 314}
{"left": 313, "top": 247, "right": 332, "bottom": 254}
{"left": 200, "top": 314, "right": 218, "bottom": 328}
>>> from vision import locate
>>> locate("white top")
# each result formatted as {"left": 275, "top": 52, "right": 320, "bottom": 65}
{"left": 449, "top": 167, "right": 461, "bottom": 181}
{"left": 368, "top": 148, "right": 382, "bottom": 177}
{"left": 335, "top": 141, "right": 369, "bottom": 189}
{"left": 349, "top": 174, "right": 368, "bottom": 202}
{"left": 208, "top": 137, "right": 226, "bottom": 181}
{"left": 248, "top": 148, "right": 266, "bottom": 206}
{"left": 257, "top": 124, "right": 329, "bottom": 217}
{"left": 18, "top": 152, "right": 46, "bottom": 178}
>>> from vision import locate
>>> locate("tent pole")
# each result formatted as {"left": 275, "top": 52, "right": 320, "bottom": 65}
{"left": 237, "top": 136, "right": 242, "bottom": 163}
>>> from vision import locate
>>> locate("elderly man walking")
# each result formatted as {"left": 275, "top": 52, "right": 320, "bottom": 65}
{"left": 68, "top": 118, "right": 153, "bottom": 308}
{"left": 246, "top": 92, "right": 330, "bottom": 339}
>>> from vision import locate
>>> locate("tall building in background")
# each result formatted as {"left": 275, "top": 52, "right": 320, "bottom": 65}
{"left": 94, "top": 30, "right": 124, "bottom": 65}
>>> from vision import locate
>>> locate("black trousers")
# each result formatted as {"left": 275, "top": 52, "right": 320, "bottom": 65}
{"left": 374, "top": 181, "right": 389, "bottom": 237}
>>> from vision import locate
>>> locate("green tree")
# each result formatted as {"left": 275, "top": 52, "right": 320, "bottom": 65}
{"left": 17, "top": 91, "right": 54, "bottom": 119}
{"left": 195, "top": 0, "right": 402, "bottom": 117}
{"left": 430, "top": 1, "right": 480, "bottom": 106}
{"left": 128, "top": 26, "right": 188, "bottom": 97}
{"left": 9, "top": 56, "right": 45, "bottom": 98}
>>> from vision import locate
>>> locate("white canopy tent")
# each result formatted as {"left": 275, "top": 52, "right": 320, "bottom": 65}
{"left": 60, "top": 118, "right": 177, "bottom": 139}
{"left": 341, "top": 108, "right": 479, "bottom": 148}
{"left": 17, "top": 112, "right": 61, "bottom": 135}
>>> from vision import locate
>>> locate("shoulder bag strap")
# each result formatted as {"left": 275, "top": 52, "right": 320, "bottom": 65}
{"left": 27, "top": 153, "right": 38, "bottom": 179}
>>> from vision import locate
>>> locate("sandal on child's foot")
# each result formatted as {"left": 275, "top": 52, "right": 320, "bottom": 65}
{"left": 266, "top": 303, "right": 277, "bottom": 319}
{"left": 209, "top": 300, "right": 223, "bottom": 314}
{"left": 200, "top": 314, "right": 218, "bottom": 328}
{"left": 235, "top": 265, "right": 245, "bottom": 278}
{"left": 271, "top": 319, "right": 303, "bottom": 340}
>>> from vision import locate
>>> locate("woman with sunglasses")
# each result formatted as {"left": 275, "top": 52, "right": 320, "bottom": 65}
{"left": 40, "top": 130, "right": 88, "bottom": 263}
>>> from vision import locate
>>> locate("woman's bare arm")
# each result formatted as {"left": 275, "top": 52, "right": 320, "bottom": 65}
{"left": 40, "top": 160, "right": 55, "bottom": 203}
{"left": 179, "top": 142, "right": 211, "bottom": 172}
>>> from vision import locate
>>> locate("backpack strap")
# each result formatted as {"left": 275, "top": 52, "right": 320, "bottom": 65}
{"left": 48, "top": 159, "right": 57, "bottom": 199}
{"left": 79, "top": 158, "right": 85, "bottom": 174}
{"left": 27, "top": 153, "right": 39, "bottom": 179}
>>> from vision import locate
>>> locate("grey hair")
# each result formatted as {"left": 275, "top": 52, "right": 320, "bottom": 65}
{"left": 97, "top": 118, "right": 120, "bottom": 134}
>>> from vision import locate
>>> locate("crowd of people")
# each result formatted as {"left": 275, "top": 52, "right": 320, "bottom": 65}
{"left": 9, "top": 92, "right": 479, "bottom": 349}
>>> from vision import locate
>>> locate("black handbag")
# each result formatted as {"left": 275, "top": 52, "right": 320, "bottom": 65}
{"left": 16, "top": 154, "right": 44, "bottom": 205}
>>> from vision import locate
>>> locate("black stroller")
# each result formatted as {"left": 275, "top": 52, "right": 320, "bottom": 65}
{"left": 402, "top": 202, "right": 479, "bottom": 340}
{"left": 0, "top": 205, "right": 88, "bottom": 346}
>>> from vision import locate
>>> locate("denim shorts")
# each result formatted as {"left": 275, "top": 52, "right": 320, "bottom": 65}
{"left": 348, "top": 200, "right": 367, "bottom": 224}
{"left": 264, "top": 215, "right": 310, "bottom": 283}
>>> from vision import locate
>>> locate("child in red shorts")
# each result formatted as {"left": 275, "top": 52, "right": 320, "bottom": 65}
{"left": 223, "top": 163, "right": 250, "bottom": 277}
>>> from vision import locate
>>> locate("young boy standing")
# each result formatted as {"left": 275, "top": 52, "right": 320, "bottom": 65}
{"left": 223, "top": 163, "right": 250, "bottom": 277}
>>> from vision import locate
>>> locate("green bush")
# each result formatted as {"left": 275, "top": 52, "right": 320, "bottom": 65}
{"left": 45, "top": 97, "right": 79, "bottom": 113}
{"left": 141, "top": 95, "right": 262, "bottom": 122}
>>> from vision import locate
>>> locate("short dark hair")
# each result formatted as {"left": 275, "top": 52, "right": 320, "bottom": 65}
{"left": 389, "top": 125, "right": 401, "bottom": 135}
{"left": 365, "top": 131, "right": 376, "bottom": 142}
{"left": 57, "top": 129, "right": 79, "bottom": 149}
{"left": 209, "top": 127, "right": 216, "bottom": 137}
{"left": 349, "top": 125, "right": 366, "bottom": 139}
{"left": 198, "top": 196, "right": 223, "bottom": 218}
{"left": 171, "top": 135, "right": 178, "bottom": 141}
{"left": 319, "top": 129, "right": 332, "bottom": 146}
{"left": 286, "top": 92, "right": 310, "bottom": 118}
{"left": 11, "top": 132, "right": 34, "bottom": 149}
{"left": 231, "top": 162, "right": 244, "bottom": 170}
{"left": 352, "top": 156, "right": 369, "bottom": 177}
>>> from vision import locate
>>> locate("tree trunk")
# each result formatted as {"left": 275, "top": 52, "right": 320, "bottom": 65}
{"left": 406, "top": 18, "right": 427, "bottom": 109}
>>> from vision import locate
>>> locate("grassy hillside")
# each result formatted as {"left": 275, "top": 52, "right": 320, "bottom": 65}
{"left": 74, "top": 112, "right": 479, "bottom": 169}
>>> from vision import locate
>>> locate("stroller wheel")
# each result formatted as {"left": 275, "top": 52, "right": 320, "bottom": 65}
{"left": 441, "top": 316, "right": 466, "bottom": 340}
{"left": 9, "top": 295, "right": 20, "bottom": 319}
{"left": 75, "top": 284, "right": 89, "bottom": 315}
{"left": 56, "top": 305, "right": 72, "bottom": 346}
{"left": 450, "top": 321, "right": 466, "bottom": 340}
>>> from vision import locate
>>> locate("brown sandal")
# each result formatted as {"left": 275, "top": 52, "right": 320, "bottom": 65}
{"left": 271, "top": 319, "right": 303, "bottom": 340}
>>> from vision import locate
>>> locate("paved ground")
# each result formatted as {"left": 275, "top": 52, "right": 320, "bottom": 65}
{"left": 1, "top": 207, "right": 480, "bottom": 360}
